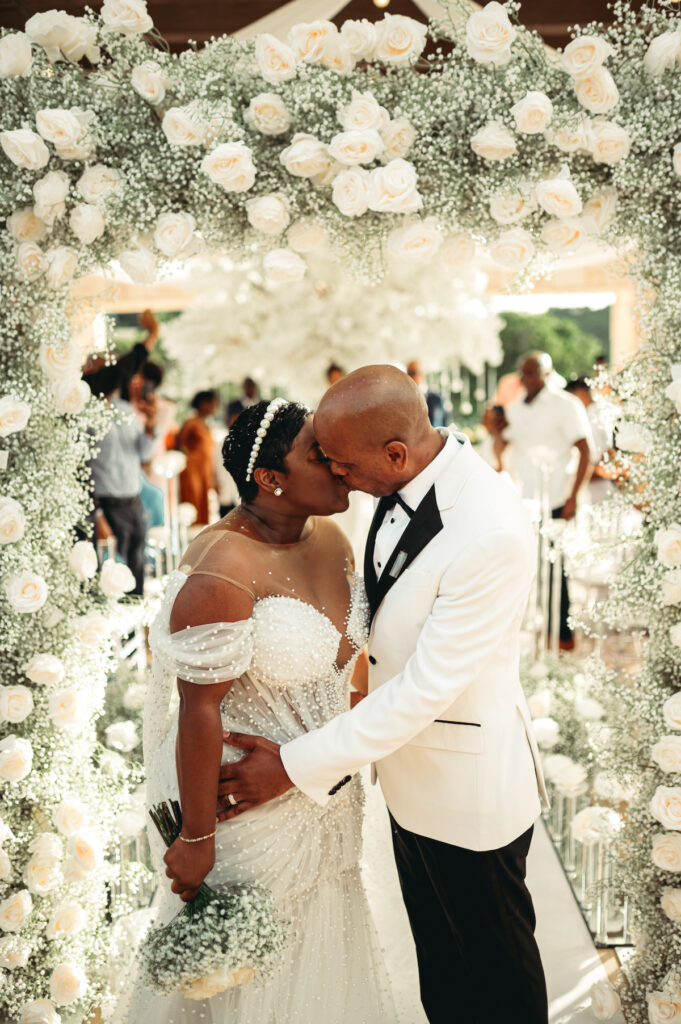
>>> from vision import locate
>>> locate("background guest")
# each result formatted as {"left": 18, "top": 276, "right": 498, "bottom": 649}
{"left": 226, "top": 376, "right": 260, "bottom": 426}
{"left": 406, "top": 359, "right": 446, "bottom": 427}
{"left": 84, "top": 309, "right": 159, "bottom": 398}
{"left": 176, "top": 390, "right": 220, "bottom": 525}
{"left": 326, "top": 362, "right": 346, "bottom": 389}
{"left": 565, "top": 377, "right": 615, "bottom": 503}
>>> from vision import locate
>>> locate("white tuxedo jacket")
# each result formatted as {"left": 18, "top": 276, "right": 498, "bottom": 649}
{"left": 281, "top": 432, "right": 548, "bottom": 852}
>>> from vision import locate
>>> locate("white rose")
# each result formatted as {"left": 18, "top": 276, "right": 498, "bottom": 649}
{"left": 0, "top": 848, "right": 10, "bottom": 881}
{"left": 244, "top": 93, "right": 291, "bottom": 136}
{"left": 24, "top": 855, "right": 62, "bottom": 896}
{"left": 572, "top": 806, "right": 617, "bottom": 846}
{"left": 25, "top": 11, "right": 99, "bottom": 63}
{"left": 653, "top": 831, "right": 681, "bottom": 872}
{"left": 62, "top": 856, "right": 88, "bottom": 883}
{"left": 5, "top": 572, "right": 48, "bottom": 613}
{"left": 49, "top": 962, "right": 86, "bottom": 1006}
{"left": 36, "top": 107, "right": 89, "bottom": 149}
{"left": 541, "top": 217, "right": 585, "bottom": 253}
{"left": 122, "top": 681, "right": 147, "bottom": 711}
{"left": 161, "top": 106, "right": 207, "bottom": 147}
{"left": 70, "top": 609, "right": 109, "bottom": 646}
{"left": 380, "top": 117, "right": 416, "bottom": 162}
{"left": 69, "top": 203, "right": 105, "bottom": 245}
{"left": 23, "top": 654, "right": 64, "bottom": 686}
{"left": 332, "top": 167, "right": 370, "bottom": 217}
{"left": 574, "top": 696, "right": 604, "bottom": 721}
{"left": 153, "top": 212, "right": 195, "bottom": 258}
{"left": 466, "top": 2, "right": 516, "bottom": 66}
{"left": 527, "top": 691, "right": 551, "bottom": 718}
{"left": 116, "top": 805, "right": 147, "bottom": 838}
{"left": 554, "top": 761, "right": 589, "bottom": 796}
{"left": 101, "top": 0, "right": 152, "bottom": 36}
{"left": 328, "top": 129, "right": 384, "bottom": 166}
{"left": 245, "top": 193, "right": 290, "bottom": 236}
{"left": 546, "top": 119, "right": 592, "bottom": 153}
{"left": 45, "top": 248, "right": 79, "bottom": 289}
{"left": 131, "top": 60, "right": 167, "bottom": 104}
{"left": 374, "top": 13, "right": 427, "bottom": 65}
{"left": 367, "top": 158, "right": 422, "bottom": 213}
{"left": 16, "top": 242, "right": 46, "bottom": 282}
{"left": 32, "top": 170, "right": 69, "bottom": 226}
{"left": 535, "top": 168, "right": 582, "bottom": 218}
{"left": 20, "top": 999, "right": 61, "bottom": 1024}
{"left": 489, "top": 187, "right": 534, "bottom": 224}
{"left": 561, "top": 36, "right": 614, "bottom": 77}
{"left": 338, "top": 91, "right": 388, "bottom": 132}
{"left": 53, "top": 799, "right": 89, "bottom": 837}
{"left": 589, "top": 120, "right": 631, "bottom": 164}
{"left": 574, "top": 67, "right": 619, "bottom": 114}
{"left": 7, "top": 207, "right": 46, "bottom": 243}
{"left": 201, "top": 143, "right": 256, "bottom": 192}
{"left": 181, "top": 964, "right": 255, "bottom": 1000}
{"left": 665, "top": 693, "right": 681, "bottom": 731}
{"left": 0, "top": 686, "right": 33, "bottom": 724}
{"left": 254, "top": 33, "right": 297, "bottom": 85}
{"left": 77, "top": 164, "right": 120, "bottom": 205}
{"left": 661, "top": 887, "right": 681, "bottom": 923}
{"left": 0, "top": 33, "right": 33, "bottom": 78}
{"left": 286, "top": 220, "right": 326, "bottom": 253}
{"left": 644, "top": 31, "right": 681, "bottom": 77}
{"left": 590, "top": 980, "right": 622, "bottom": 1020}
{"left": 29, "top": 833, "right": 62, "bottom": 859}
{"left": 48, "top": 687, "right": 89, "bottom": 731}
{"left": 100, "top": 558, "right": 136, "bottom": 598}
{"left": 288, "top": 20, "right": 337, "bottom": 62}
{"left": 488, "top": 228, "right": 535, "bottom": 269}
{"left": 340, "top": 19, "right": 376, "bottom": 61}
{"left": 665, "top": 379, "right": 681, "bottom": 414}
{"left": 40, "top": 341, "right": 82, "bottom": 382}
{"left": 55, "top": 138, "right": 95, "bottom": 162}
{"left": 582, "top": 186, "right": 617, "bottom": 233}
{"left": 0, "top": 496, "right": 25, "bottom": 544}
{"left": 263, "top": 248, "right": 306, "bottom": 284}
{"left": 68, "top": 540, "right": 98, "bottom": 580}
{"left": 662, "top": 570, "right": 681, "bottom": 606}
{"left": 118, "top": 247, "right": 157, "bottom": 284}
{"left": 512, "top": 91, "right": 553, "bottom": 135}
{"left": 648, "top": 991, "right": 681, "bottom": 1024}
{"left": 531, "top": 716, "right": 560, "bottom": 749}
{"left": 471, "top": 121, "right": 517, "bottom": 162}
{"left": 67, "top": 829, "right": 102, "bottom": 872}
{"left": 0, "top": 936, "right": 30, "bottom": 969}
{"left": 104, "top": 719, "right": 139, "bottom": 752}
{"left": 0, "top": 129, "right": 49, "bottom": 170}
{"left": 653, "top": 736, "right": 681, "bottom": 774}
{"left": 657, "top": 525, "right": 681, "bottom": 568}
{"left": 280, "top": 134, "right": 330, "bottom": 179}
{"left": 387, "top": 218, "right": 443, "bottom": 264}
{"left": 0, "top": 890, "right": 32, "bottom": 932}
{"left": 440, "top": 232, "right": 476, "bottom": 270}
{"left": 0, "top": 396, "right": 30, "bottom": 438}
{"left": 543, "top": 754, "right": 575, "bottom": 782}
{"left": 46, "top": 901, "right": 86, "bottom": 940}
{"left": 616, "top": 420, "right": 651, "bottom": 453}
{"left": 672, "top": 623, "right": 681, "bottom": 649}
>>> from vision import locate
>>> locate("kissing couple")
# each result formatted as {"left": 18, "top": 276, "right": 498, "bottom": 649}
{"left": 130, "top": 364, "right": 549, "bottom": 1024}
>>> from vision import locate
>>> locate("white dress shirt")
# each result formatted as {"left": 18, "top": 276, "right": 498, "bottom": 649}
{"left": 373, "top": 432, "right": 461, "bottom": 577}
{"left": 503, "top": 386, "right": 592, "bottom": 509}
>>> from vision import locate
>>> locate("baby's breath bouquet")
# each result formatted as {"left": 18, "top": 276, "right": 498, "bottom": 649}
{"left": 141, "top": 801, "right": 288, "bottom": 1000}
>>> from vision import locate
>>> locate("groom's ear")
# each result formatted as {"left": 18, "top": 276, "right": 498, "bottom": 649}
{"left": 384, "top": 440, "right": 408, "bottom": 471}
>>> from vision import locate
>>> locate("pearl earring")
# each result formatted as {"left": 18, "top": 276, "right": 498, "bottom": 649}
{"left": 274, "top": 487, "right": 283, "bottom": 497}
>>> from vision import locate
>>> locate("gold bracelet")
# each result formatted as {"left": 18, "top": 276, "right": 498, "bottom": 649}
{"left": 178, "top": 828, "right": 217, "bottom": 844}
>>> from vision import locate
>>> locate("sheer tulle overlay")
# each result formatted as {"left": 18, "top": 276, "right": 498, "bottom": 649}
{"left": 122, "top": 525, "right": 396, "bottom": 1023}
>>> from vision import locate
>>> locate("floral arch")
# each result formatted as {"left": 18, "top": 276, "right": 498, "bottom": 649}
{"left": 1, "top": 1, "right": 681, "bottom": 1020}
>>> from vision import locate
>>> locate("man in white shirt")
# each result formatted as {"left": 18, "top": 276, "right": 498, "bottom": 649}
{"left": 498, "top": 352, "right": 593, "bottom": 647}
{"left": 218, "top": 365, "right": 548, "bottom": 1024}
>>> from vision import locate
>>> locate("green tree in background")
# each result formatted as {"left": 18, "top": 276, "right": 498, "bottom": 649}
{"left": 498, "top": 310, "right": 606, "bottom": 380}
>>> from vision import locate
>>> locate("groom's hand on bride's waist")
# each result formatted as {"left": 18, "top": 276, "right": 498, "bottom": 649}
{"left": 217, "top": 731, "right": 293, "bottom": 821}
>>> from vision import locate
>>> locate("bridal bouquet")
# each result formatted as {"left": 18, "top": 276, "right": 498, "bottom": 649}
{"left": 140, "top": 801, "right": 289, "bottom": 1000}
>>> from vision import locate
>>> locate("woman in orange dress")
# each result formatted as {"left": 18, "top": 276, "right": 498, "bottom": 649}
{"left": 177, "top": 390, "right": 220, "bottom": 525}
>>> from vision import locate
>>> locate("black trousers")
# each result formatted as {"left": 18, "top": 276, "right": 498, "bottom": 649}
{"left": 549, "top": 505, "right": 572, "bottom": 642}
{"left": 391, "top": 816, "right": 548, "bottom": 1024}
{"left": 98, "top": 496, "right": 146, "bottom": 596}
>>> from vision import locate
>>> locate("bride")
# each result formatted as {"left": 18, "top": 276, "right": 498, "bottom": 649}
{"left": 126, "top": 398, "right": 395, "bottom": 1022}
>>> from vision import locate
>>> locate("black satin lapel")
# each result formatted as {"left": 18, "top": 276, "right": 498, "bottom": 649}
{"left": 364, "top": 496, "right": 389, "bottom": 613}
{"left": 369, "top": 486, "right": 443, "bottom": 624}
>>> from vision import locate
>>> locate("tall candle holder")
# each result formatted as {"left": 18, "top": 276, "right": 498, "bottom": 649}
{"left": 151, "top": 450, "right": 187, "bottom": 573}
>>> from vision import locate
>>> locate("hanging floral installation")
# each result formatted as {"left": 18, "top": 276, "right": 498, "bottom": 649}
{"left": 2, "top": 0, "right": 681, "bottom": 1019}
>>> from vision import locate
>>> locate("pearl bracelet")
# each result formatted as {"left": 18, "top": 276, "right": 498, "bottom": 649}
{"left": 178, "top": 827, "right": 217, "bottom": 844}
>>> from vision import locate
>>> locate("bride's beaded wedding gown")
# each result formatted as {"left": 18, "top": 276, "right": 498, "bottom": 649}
{"left": 125, "top": 519, "right": 395, "bottom": 1023}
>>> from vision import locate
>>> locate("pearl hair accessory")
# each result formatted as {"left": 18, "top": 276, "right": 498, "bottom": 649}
{"left": 245, "top": 397, "right": 288, "bottom": 482}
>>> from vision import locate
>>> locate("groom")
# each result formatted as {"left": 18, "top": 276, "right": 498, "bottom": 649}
{"left": 219, "top": 365, "right": 549, "bottom": 1024}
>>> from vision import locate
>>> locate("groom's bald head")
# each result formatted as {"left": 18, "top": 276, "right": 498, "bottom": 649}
{"left": 314, "top": 365, "right": 438, "bottom": 496}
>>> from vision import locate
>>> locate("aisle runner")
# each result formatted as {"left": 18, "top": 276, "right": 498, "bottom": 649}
{"left": 361, "top": 770, "right": 625, "bottom": 1024}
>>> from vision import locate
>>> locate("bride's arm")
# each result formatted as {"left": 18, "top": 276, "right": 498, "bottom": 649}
{"left": 163, "top": 575, "right": 253, "bottom": 902}
{"left": 350, "top": 648, "right": 368, "bottom": 707}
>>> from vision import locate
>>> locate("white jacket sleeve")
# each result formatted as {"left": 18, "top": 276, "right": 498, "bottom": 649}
{"left": 280, "top": 528, "right": 533, "bottom": 805}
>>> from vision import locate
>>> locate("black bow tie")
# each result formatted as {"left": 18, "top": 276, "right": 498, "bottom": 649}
{"left": 383, "top": 492, "right": 413, "bottom": 518}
